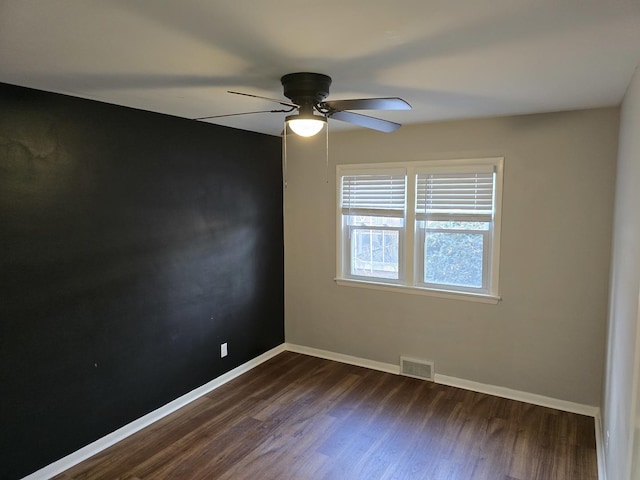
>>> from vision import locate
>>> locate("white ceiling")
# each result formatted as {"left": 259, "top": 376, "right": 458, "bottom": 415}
{"left": 1, "top": 0, "right": 639, "bottom": 136}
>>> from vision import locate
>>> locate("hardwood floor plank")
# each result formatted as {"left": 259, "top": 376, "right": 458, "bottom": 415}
{"left": 55, "top": 352, "right": 598, "bottom": 480}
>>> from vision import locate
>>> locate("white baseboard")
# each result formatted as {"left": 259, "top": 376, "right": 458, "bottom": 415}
{"left": 25, "top": 342, "right": 606, "bottom": 480}
{"left": 286, "top": 343, "right": 599, "bottom": 416}
{"left": 434, "top": 373, "right": 599, "bottom": 417}
{"left": 22, "top": 344, "right": 287, "bottom": 480}
{"left": 284, "top": 343, "right": 400, "bottom": 375}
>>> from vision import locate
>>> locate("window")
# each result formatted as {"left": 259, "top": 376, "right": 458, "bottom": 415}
{"left": 336, "top": 158, "right": 503, "bottom": 303}
{"left": 341, "top": 171, "right": 405, "bottom": 281}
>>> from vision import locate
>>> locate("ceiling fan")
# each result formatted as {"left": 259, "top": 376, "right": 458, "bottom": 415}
{"left": 195, "top": 72, "right": 411, "bottom": 137}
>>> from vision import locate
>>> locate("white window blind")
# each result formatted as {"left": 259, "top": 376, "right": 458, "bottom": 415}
{"left": 416, "top": 167, "right": 495, "bottom": 220}
{"left": 341, "top": 174, "right": 406, "bottom": 217}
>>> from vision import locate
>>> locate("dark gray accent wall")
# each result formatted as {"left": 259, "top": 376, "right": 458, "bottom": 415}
{"left": 0, "top": 83, "right": 284, "bottom": 479}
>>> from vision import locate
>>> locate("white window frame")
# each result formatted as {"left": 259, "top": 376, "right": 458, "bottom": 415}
{"left": 339, "top": 168, "right": 407, "bottom": 284}
{"left": 336, "top": 158, "right": 503, "bottom": 304}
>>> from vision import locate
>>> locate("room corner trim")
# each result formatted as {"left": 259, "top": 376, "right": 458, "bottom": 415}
{"left": 594, "top": 410, "right": 608, "bottom": 480}
{"left": 21, "top": 343, "right": 287, "bottom": 480}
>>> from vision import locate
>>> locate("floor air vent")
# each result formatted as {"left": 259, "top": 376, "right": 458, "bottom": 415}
{"left": 400, "top": 356, "right": 435, "bottom": 381}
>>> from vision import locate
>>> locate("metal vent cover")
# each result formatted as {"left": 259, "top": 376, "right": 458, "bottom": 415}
{"left": 400, "top": 356, "right": 434, "bottom": 381}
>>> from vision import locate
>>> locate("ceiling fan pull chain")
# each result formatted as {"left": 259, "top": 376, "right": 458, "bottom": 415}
{"left": 325, "top": 120, "right": 329, "bottom": 184}
{"left": 283, "top": 123, "right": 288, "bottom": 190}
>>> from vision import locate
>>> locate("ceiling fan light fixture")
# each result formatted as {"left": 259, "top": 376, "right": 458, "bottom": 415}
{"left": 211, "top": 73, "right": 410, "bottom": 135}
{"left": 286, "top": 114, "right": 326, "bottom": 137}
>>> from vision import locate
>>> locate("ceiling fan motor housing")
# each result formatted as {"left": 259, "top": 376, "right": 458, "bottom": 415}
{"left": 281, "top": 72, "right": 332, "bottom": 113}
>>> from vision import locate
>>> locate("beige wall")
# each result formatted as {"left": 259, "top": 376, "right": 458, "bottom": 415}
{"left": 284, "top": 107, "right": 618, "bottom": 406}
{"left": 603, "top": 66, "right": 640, "bottom": 480}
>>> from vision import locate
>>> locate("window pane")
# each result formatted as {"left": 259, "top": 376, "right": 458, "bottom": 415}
{"left": 425, "top": 231, "right": 484, "bottom": 288}
{"left": 347, "top": 215, "right": 404, "bottom": 228}
{"left": 352, "top": 228, "right": 399, "bottom": 279}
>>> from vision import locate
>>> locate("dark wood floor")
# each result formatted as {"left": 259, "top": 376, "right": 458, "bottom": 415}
{"left": 55, "top": 352, "right": 598, "bottom": 480}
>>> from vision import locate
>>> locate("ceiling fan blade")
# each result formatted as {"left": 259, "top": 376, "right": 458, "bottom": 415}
{"left": 329, "top": 111, "right": 402, "bottom": 133}
{"left": 322, "top": 97, "right": 411, "bottom": 111}
{"left": 228, "top": 90, "right": 298, "bottom": 108}
{"left": 194, "top": 109, "right": 291, "bottom": 121}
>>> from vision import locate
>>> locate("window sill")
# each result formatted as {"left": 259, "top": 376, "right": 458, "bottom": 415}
{"left": 334, "top": 278, "right": 501, "bottom": 304}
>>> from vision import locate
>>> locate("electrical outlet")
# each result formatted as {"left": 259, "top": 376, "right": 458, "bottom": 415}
{"left": 221, "top": 343, "right": 228, "bottom": 358}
